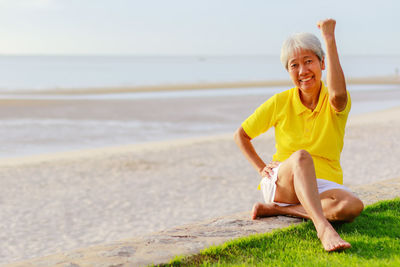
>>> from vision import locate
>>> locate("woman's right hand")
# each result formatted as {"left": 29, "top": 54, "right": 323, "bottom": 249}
{"left": 259, "top": 161, "right": 280, "bottom": 178}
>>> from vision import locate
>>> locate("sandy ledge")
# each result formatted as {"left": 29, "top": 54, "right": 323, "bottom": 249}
{"left": 1, "top": 107, "right": 400, "bottom": 265}
{"left": 5, "top": 177, "right": 400, "bottom": 267}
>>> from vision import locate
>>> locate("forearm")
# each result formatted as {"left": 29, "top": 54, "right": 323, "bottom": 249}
{"left": 234, "top": 128, "right": 266, "bottom": 175}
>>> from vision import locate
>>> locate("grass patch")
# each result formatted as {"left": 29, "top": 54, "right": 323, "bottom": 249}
{"left": 163, "top": 198, "right": 400, "bottom": 267}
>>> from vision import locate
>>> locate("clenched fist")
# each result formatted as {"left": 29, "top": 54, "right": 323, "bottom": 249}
{"left": 317, "top": 18, "right": 336, "bottom": 42}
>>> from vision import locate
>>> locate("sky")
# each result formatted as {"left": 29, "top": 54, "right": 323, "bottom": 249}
{"left": 0, "top": 0, "right": 399, "bottom": 55}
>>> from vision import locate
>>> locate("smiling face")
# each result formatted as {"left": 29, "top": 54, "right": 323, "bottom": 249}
{"left": 287, "top": 49, "right": 325, "bottom": 94}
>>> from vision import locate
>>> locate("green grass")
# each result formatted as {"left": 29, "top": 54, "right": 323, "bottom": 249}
{"left": 163, "top": 198, "right": 400, "bottom": 267}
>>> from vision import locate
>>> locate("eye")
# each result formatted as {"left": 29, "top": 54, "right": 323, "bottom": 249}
{"left": 305, "top": 59, "right": 312, "bottom": 64}
{"left": 290, "top": 63, "right": 298, "bottom": 69}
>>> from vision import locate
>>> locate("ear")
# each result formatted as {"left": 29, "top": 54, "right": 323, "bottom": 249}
{"left": 321, "top": 57, "right": 326, "bottom": 70}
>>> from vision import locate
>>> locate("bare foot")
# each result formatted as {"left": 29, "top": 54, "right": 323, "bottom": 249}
{"left": 251, "top": 202, "right": 280, "bottom": 220}
{"left": 318, "top": 224, "right": 351, "bottom": 252}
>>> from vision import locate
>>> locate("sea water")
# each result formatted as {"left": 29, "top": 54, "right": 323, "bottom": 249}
{"left": 0, "top": 55, "right": 399, "bottom": 92}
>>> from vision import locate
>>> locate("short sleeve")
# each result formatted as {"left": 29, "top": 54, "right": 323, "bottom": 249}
{"left": 241, "top": 95, "right": 277, "bottom": 139}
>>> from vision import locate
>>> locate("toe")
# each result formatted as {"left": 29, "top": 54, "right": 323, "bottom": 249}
{"left": 328, "top": 241, "right": 351, "bottom": 252}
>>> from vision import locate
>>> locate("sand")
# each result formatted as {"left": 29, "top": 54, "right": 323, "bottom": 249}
{"left": 1, "top": 96, "right": 400, "bottom": 264}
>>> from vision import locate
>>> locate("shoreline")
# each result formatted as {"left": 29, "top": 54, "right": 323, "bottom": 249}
{"left": 1, "top": 75, "right": 399, "bottom": 95}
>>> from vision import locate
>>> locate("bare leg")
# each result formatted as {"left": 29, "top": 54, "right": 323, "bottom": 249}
{"left": 252, "top": 189, "right": 364, "bottom": 221}
{"left": 252, "top": 202, "right": 308, "bottom": 220}
{"left": 253, "top": 150, "right": 360, "bottom": 251}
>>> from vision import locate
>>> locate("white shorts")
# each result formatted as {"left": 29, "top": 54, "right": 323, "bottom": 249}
{"left": 260, "top": 164, "right": 351, "bottom": 207}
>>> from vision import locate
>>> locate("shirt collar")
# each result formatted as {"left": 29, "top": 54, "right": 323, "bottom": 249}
{"left": 294, "top": 81, "right": 327, "bottom": 115}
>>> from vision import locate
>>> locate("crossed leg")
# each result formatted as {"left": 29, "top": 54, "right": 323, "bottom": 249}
{"left": 252, "top": 150, "right": 364, "bottom": 252}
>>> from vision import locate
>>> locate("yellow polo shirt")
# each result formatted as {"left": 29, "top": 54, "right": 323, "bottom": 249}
{"left": 242, "top": 82, "right": 351, "bottom": 184}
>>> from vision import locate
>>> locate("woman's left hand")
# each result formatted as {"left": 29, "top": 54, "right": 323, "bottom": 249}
{"left": 317, "top": 18, "right": 336, "bottom": 41}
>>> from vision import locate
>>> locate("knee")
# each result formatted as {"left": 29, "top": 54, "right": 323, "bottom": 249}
{"left": 292, "top": 150, "right": 313, "bottom": 166}
{"left": 349, "top": 198, "right": 364, "bottom": 219}
{"left": 333, "top": 197, "right": 364, "bottom": 222}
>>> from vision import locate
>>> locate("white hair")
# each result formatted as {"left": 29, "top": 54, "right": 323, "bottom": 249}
{"left": 280, "top": 32, "right": 325, "bottom": 70}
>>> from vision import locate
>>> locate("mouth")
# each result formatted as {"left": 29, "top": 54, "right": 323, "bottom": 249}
{"left": 299, "top": 76, "right": 313, "bottom": 83}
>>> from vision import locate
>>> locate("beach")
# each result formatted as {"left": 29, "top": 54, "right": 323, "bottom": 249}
{"left": 1, "top": 86, "right": 400, "bottom": 264}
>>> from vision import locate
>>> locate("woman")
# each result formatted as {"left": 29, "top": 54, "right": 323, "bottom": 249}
{"left": 234, "top": 19, "right": 364, "bottom": 252}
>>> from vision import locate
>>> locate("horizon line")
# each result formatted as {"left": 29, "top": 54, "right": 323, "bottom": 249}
{"left": 1, "top": 53, "right": 400, "bottom": 57}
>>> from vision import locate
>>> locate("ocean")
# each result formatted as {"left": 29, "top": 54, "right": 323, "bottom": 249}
{"left": 0, "top": 55, "right": 400, "bottom": 92}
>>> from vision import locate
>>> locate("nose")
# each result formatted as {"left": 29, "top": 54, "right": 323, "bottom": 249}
{"left": 299, "top": 64, "right": 308, "bottom": 75}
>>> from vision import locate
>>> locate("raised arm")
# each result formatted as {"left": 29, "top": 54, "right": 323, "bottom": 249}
{"left": 317, "top": 19, "right": 347, "bottom": 112}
